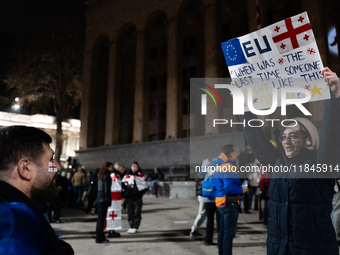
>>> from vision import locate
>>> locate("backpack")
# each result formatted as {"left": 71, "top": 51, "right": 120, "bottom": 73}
{"left": 202, "top": 175, "right": 215, "bottom": 199}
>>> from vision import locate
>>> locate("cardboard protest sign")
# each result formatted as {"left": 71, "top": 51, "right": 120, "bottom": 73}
{"left": 221, "top": 12, "right": 330, "bottom": 112}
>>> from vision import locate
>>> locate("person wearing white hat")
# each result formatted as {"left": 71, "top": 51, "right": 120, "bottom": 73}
{"left": 239, "top": 67, "right": 340, "bottom": 255}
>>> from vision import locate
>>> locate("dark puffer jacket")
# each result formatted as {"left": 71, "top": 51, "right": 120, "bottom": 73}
{"left": 240, "top": 97, "right": 340, "bottom": 255}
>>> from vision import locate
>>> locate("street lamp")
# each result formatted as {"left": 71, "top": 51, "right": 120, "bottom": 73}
{"left": 12, "top": 97, "right": 20, "bottom": 112}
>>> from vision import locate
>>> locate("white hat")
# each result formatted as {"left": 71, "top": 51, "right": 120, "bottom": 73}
{"left": 293, "top": 117, "right": 319, "bottom": 150}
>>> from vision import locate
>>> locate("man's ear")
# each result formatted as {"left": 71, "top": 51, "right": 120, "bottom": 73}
{"left": 306, "top": 137, "right": 312, "bottom": 147}
{"left": 17, "top": 159, "right": 33, "bottom": 181}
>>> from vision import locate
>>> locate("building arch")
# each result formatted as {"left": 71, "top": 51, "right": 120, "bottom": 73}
{"left": 87, "top": 33, "right": 109, "bottom": 148}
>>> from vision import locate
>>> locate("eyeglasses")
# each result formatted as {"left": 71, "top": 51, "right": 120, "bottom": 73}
{"left": 279, "top": 134, "right": 300, "bottom": 142}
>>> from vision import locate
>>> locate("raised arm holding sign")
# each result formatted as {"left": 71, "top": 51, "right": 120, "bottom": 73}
{"left": 222, "top": 12, "right": 340, "bottom": 255}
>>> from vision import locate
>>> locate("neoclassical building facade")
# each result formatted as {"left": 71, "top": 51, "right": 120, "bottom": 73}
{"left": 78, "top": 0, "right": 340, "bottom": 171}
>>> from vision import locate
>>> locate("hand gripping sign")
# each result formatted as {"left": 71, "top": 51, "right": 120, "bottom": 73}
{"left": 105, "top": 173, "right": 122, "bottom": 230}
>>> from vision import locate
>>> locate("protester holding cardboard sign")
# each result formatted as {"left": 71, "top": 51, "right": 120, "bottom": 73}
{"left": 221, "top": 11, "right": 340, "bottom": 253}
{"left": 222, "top": 12, "right": 331, "bottom": 114}
{"left": 238, "top": 67, "right": 340, "bottom": 254}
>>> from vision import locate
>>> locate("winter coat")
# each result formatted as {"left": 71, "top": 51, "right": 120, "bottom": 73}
{"left": 213, "top": 153, "right": 243, "bottom": 207}
{"left": 96, "top": 172, "right": 112, "bottom": 206}
{"left": 87, "top": 177, "right": 97, "bottom": 199}
{"left": 259, "top": 169, "right": 270, "bottom": 200}
{"left": 239, "top": 98, "right": 340, "bottom": 255}
{"left": 0, "top": 181, "right": 74, "bottom": 255}
{"left": 72, "top": 170, "right": 86, "bottom": 187}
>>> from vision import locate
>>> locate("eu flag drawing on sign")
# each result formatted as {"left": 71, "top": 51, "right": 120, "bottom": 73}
{"left": 221, "top": 38, "right": 247, "bottom": 67}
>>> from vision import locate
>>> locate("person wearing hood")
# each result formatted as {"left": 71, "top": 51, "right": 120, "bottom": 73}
{"left": 238, "top": 67, "right": 340, "bottom": 254}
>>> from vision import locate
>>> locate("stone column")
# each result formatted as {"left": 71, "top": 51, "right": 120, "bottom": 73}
{"left": 79, "top": 49, "right": 93, "bottom": 149}
{"left": 204, "top": 2, "right": 219, "bottom": 135}
{"left": 104, "top": 41, "right": 119, "bottom": 146}
{"left": 132, "top": 30, "right": 146, "bottom": 143}
{"left": 166, "top": 17, "right": 180, "bottom": 139}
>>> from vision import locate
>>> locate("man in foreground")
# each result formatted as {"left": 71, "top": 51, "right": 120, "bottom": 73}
{"left": 0, "top": 126, "right": 74, "bottom": 255}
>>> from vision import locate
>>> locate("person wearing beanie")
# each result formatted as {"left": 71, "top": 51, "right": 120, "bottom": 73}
{"left": 238, "top": 67, "right": 340, "bottom": 255}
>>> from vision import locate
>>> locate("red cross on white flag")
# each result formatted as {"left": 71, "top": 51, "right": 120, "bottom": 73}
{"left": 109, "top": 211, "right": 118, "bottom": 220}
{"left": 105, "top": 172, "right": 122, "bottom": 230}
{"left": 104, "top": 209, "right": 122, "bottom": 230}
{"left": 271, "top": 12, "right": 315, "bottom": 54}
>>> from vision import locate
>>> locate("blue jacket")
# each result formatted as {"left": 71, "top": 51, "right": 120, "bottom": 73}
{"left": 240, "top": 98, "right": 340, "bottom": 255}
{"left": 0, "top": 181, "right": 73, "bottom": 255}
{"left": 213, "top": 153, "right": 243, "bottom": 207}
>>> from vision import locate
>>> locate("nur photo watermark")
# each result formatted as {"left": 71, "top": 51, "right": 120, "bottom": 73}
{"left": 190, "top": 77, "right": 340, "bottom": 179}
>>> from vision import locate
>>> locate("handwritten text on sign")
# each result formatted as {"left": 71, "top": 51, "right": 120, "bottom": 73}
{"left": 221, "top": 12, "right": 330, "bottom": 112}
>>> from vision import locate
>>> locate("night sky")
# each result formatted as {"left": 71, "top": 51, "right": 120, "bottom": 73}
{"left": 0, "top": 0, "right": 86, "bottom": 116}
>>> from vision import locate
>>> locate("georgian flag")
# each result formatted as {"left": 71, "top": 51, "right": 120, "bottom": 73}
{"left": 134, "top": 174, "right": 148, "bottom": 191}
{"left": 271, "top": 12, "right": 315, "bottom": 54}
{"left": 105, "top": 173, "right": 122, "bottom": 230}
{"left": 48, "top": 162, "right": 58, "bottom": 172}
{"left": 110, "top": 200, "right": 121, "bottom": 210}
{"left": 122, "top": 173, "right": 148, "bottom": 191}
{"left": 111, "top": 173, "right": 122, "bottom": 191}
{"left": 105, "top": 209, "right": 122, "bottom": 230}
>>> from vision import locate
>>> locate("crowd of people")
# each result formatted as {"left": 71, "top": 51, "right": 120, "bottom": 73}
{"left": 40, "top": 161, "right": 165, "bottom": 223}
{"left": 54, "top": 161, "right": 154, "bottom": 243}
{"left": 0, "top": 67, "right": 340, "bottom": 254}
{"left": 33, "top": 154, "right": 168, "bottom": 245}
{"left": 35, "top": 166, "right": 89, "bottom": 224}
